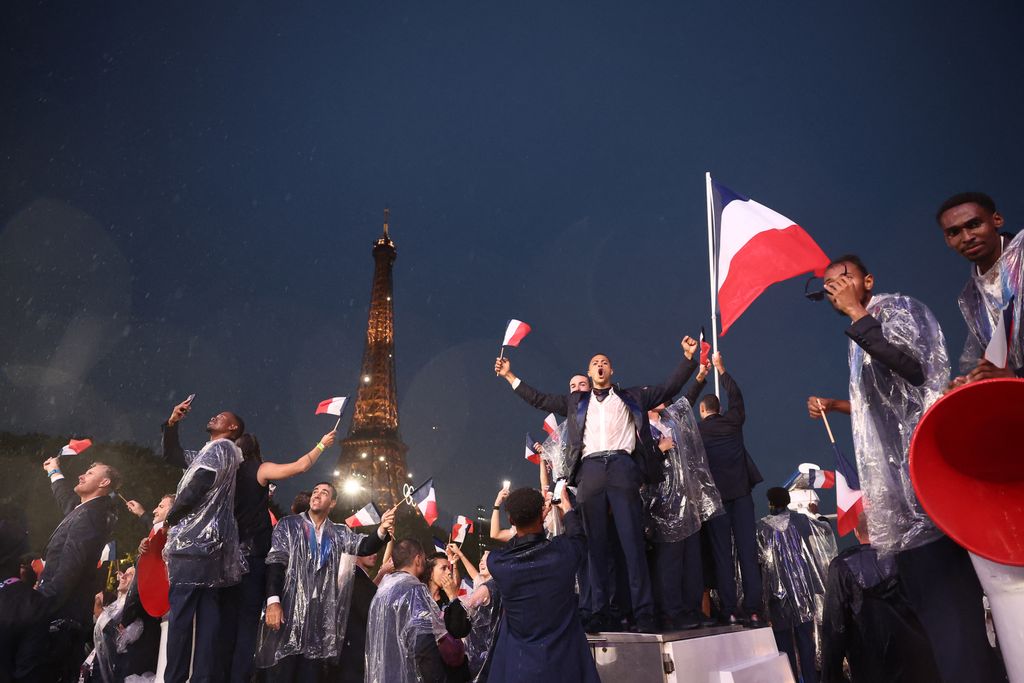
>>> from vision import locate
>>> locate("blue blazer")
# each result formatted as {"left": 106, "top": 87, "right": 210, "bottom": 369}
{"left": 486, "top": 511, "right": 599, "bottom": 683}
{"left": 513, "top": 356, "right": 697, "bottom": 485}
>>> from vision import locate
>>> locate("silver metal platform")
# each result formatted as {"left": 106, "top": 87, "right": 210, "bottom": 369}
{"left": 588, "top": 626, "right": 794, "bottom": 683}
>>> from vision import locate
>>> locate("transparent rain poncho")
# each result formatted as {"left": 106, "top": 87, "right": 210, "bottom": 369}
{"left": 848, "top": 293, "right": 950, "bottom": 555}
{"left": 163, "top": 438, "right": 243, "bottom": 587}
{"left": 643, "top": 396, "right": 723, "bottom": 542}
{"left": 462, "top": 579, "right": 501, "bottom": 679}
{"left": 757, "top": 511, "right": 837, "bottom": 627}
{"left": 89, "top": 593, "right": 128, "bottom": 683}
{"left": 366, "top": 571, "right": 449, "bottom": 683}
{"left": 254, "top": 513, "right": 366, "bottom": 668}
{"left": 957, "top": 231, "right": 1024, "bottom": 373}
{"left": 539, "top": 420, "right": 571, "bottom": 483}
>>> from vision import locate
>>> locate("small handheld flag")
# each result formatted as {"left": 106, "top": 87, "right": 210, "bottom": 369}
{"left": 542, "top": 413, "right": 559, "bottom": 437}
{"left": 452, "top": 515, "right": 474, "bottom": 544}
{"left": 344, "top": 502, "right": 381, "bottom": 528}
{"left": 501, "top": 319, "right": 531, "bottom": 348}
{"left": 410, "top": 478, "right": 438, "bottom": 526}
{"left": 97, "top": 540, "right": 116, "bottom": 568}
{"left": 524, "top": 434, "right": 541, "bottom": 465}
{"left": 61, "top": 438, "right": 93, "bottom": 457}
{"left": 807, "top": 467, "right": 836, "bottom": 489}
{"left": 315, "top": 396, "right": 348, "bottom": 430}
{"left": 457, "top": 578, "right": 473, "bottom": 598}
{"left": 816, "top": 399, "right": 864, "bottom": 536}
{"left": 433, "top": 536, "right": 448, "bottom": 555}
{"left": 699, "top": 327, "right": 711, "bottom": 367}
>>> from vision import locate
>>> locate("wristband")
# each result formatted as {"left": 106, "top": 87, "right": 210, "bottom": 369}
{"left": 493, "top": 505, "right": 500, "bottom": 511}
{"left": 48, "top": 469, "right": 61, "bottom": 477}
{"left": 315, "top": 442, "right": 325, "bottom": 453}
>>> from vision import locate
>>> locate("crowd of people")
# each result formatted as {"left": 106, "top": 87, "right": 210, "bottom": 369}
{"left": 0, "top": 191, "right": 1020, "bottom": 682}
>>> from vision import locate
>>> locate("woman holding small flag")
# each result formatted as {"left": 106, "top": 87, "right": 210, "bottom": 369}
{"left": 806, "top": 254, "right": 1006, "bottom": 682}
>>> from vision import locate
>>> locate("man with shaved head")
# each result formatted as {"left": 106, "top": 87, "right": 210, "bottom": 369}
{"left": 496, "top": 335, "right": 698, "bottom": 633}
{"left": 159, "top": 399, "right": 246, "bottom": 683}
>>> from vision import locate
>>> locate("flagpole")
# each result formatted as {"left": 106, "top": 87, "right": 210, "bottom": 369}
{"left": 815, "top": 399, "right": 837, "bottom": 444}
{"left": 332, "top": 416, "right": 341, "bottom": 432}
{"left": 705, "top": 171, "right": 720, "bottom": 398}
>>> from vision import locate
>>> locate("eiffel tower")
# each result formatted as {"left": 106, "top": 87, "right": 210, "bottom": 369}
{"left": 336, "top": 209, "right": 409, "bottom": 508}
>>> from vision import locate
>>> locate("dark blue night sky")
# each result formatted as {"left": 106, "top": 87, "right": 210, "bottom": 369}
{"left": 3, "top": 2, "right": 1023, "bottom": 522}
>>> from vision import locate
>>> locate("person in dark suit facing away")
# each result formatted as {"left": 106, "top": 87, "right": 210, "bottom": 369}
{"left": 336, "top": 552, "right": 379, "bottom": 683}
{"left": 485, "top": 488, "right": 599, "bottom": 682}
{"left": 495, "top": 335, "right": 699, "bottom": 633}
{"left": 684, "top": 351, "right": 764, "bottom": 625}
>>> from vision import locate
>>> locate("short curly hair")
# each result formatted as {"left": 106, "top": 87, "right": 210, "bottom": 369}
{"left": 505, "top": 487, "right": 545, "bottom": 527}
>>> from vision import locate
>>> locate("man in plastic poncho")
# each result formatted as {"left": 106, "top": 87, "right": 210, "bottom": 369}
{"left": 644, "top": 383, "right": 723, "bottom": 631}
{"left": 160, "top": 405, "right": 246, "bottom": 683}
{"left": 366, "top": 539, "right": 470, "bottom": 683}
{"left": 255, "top": 481, "right": 394, "bottom": 681}
{"left": 936, "top": 191, "right": 1024, "bottom": 383}
{"left": 807, "top": 254, "right": 1006, "bottom": 683}
{"left": 757, "top": 487, "right": 835, "bottom": 683}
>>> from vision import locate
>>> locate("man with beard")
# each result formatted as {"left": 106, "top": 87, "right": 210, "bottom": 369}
{"left": 160, "top": 401, "right": 245, "bottom": 683}
{"left": 935, "top": 192, "right": 1023, "bottom": 383}
{"left": 495, "top": 337, "right": 698, "bottom": 633}
{"left": 255, "top": 482, "right": 394, "bottom": 682}
{"left": 24, "top": 458, "right": 120, "bottom": 681}
{"left": 807, "top": 254, "right": 1006, "bottom": 682}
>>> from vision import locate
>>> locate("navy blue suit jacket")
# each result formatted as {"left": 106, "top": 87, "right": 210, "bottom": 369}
{"left": 512, "top": 356, "right": 697, "bottom": 485}
{"left": 486, "top": 510, "right": 598, "bottom": 683}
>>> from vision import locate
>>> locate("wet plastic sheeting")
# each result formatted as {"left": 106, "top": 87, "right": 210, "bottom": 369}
{"left": 643, "top": 396, "right": 723, "bottom": 542}
{"left": 848, "top": 293, "right": 949, "bottom": 555}
{"left": 366, "top": 571, "right": 448, "bottom": 683}
{"left": 254, "top": 515, "right": 367, "bottom": 668}
{"left": 163, "top": 438, "right": 242, "bottom": 587}
{"left": 957, "top": 231, "right": 1024, "bottom": 373}
{"left": 758, "top": 512, "right": 837, "bottom": 627}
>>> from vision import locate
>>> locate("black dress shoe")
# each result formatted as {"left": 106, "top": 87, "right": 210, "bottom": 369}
{"left": 673, "top": 615, "right": 701, "bottom": 630}
{"left": 633, "top": 616, "right": 659, "bottom": 634}
{"left": 699, "top": 615, "right": 717, "bottom": 628}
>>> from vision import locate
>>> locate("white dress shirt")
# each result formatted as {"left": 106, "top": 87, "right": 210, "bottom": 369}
{"left": 582, "top": 389, "right": 636, "bottom": 457}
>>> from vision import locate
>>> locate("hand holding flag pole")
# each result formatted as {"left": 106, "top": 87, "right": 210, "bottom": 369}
{"left": 815, "top": 399, "right": 836, "bottom": 444}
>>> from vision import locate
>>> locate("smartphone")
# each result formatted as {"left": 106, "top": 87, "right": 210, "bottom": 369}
{"left": 185, "top": 393, "right": 196, "bottom": 404}
{"left": 552, "top": 479, "right": 567, "bottom": 504}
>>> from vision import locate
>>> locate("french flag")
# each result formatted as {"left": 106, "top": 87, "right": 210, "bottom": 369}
{"left": 344, "top": 502, "right": 381, "bottom": 528}
{"left": 61, "top": 438, "right": 93, "bottom": 456}
{"left": 807, "top": 467, "right": 836, "bottom": 489}
{"left": 315, "top": 396, "right": 348, "bottom": 416}
{"left": 501, "top": 319, "right": 532, "bottom": 348}
{"left": 452, "top": 515, "right": 474, "bottom": 544}
{"left": 711, "top": 177, "right": 830, "bottom": 335}
{"left": 97, "top": 540, "right": 116, "bottom": 568}
{"left": 411, "top": 478, "right": 438, "bottom": 526}
{"left": 524, "top": 434, "right": 541, "bottom": 465}
{"left": 698, "top": 327, "right": 711, "bottom": 366}
{"left": 457, "top": 578, "right": 473, "bottom": 598}
{"left": 542, "top": 413, "right": 559, "bottom": 438}
{"left": 834, "top": 444, "right": 864, "bottom": 536}
{"left": 433, "top": 536, "right": 448, "bottom": 555}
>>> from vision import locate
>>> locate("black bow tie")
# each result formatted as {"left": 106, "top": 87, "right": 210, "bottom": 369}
{"left": 593, "top": 388, "right": 610, "bottom": 402}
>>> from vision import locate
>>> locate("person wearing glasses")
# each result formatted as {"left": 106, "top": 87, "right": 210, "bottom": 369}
{"left": 805, "top": 254, "right": 1006, "bottom": 683}
{"left": 935, "top": 192, "right": 1023, "bottom": 385}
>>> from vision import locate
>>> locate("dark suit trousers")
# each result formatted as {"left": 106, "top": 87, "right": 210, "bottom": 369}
{"left": 773, "top": 620, "right": 818, "bottom": 683}
{"left": 576, "top": 452, "right": 654, "bottom": 620}
{"left": 896, "top": 536, "right": 1006, "bottom": 683}
{"left": 221, "top": 557, "right": 267, "bottom": 683}
{"left": 706, "top": 493, "right": 762, "bottom": 616}
{"left": 651, "top": 532, "right": 703, "bottom": 626}
{"left": 165, "top": 583, "right": 222, "bottom": 683}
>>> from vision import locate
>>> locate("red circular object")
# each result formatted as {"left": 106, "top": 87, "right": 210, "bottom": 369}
{"left": 137, "top": 528, "right": 170, "bottom": 617}
{"left": 910, "top": 378, "right": 1024, "bottom": 567}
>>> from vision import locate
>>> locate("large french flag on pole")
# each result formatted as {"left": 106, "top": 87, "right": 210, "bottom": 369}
{"left": 411, "top": 478, "right": 439, "bottom": 526}
{"left": 833, "top": 443, "right": 864, "bottom": 536}
{"left": 711, "top": 178, "right": 830, "bottom": 335}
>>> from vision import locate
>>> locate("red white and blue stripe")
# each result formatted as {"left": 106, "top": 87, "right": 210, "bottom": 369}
{"left": 524, "top": 434, "right": 542, "bottom": 465}
{"left": 315, "top": 396, "right": 348, "bottom": 416}
{"left": 344, "top": 502, "right": 381, "bottom": 528}
{"left": 834, "top": 444, "right": 864, "bottom": 536}
{"left": 712, "top": 179, "right": 830, "bottom": 335}
{"left": 501, "top": 319, "right": 532, "bottom": 347}
{"left": 411, "top": 478, "right": 438, "bottom": 526}
{"left": 452, "top": 515, "right": 474, "bottom": 544}
{"left": 61, "top": 438, "right": 93, "bottom": 456}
